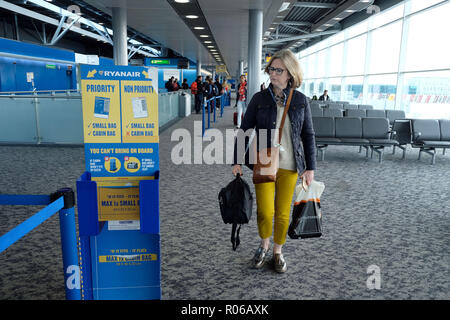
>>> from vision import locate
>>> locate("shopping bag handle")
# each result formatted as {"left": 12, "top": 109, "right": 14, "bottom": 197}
{"left": 301, "top": 176, "right": 308, "bottom": 191}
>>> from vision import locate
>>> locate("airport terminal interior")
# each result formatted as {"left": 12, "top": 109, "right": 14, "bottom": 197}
{"left": 0, "top": 0, "right": 449, "bottom": 300}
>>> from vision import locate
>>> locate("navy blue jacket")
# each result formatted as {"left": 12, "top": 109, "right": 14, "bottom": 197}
{"left": 233, "top": 84, "right": 316, "bottom": 174}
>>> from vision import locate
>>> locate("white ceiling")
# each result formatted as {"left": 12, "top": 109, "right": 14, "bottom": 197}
{"left": 83, "top": 0, "right": 288, "bottom": 76}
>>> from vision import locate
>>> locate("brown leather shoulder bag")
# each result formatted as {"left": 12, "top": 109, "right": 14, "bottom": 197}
{"left": 252, "top": 88, "right": 294, "bottom": 184}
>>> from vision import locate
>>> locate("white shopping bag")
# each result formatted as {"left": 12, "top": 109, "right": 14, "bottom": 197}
{"left": 288, "top": 179, "right": 325, "bottom": 239}
{"left": 294, "top": 179, "right": 325, "bottom": 205}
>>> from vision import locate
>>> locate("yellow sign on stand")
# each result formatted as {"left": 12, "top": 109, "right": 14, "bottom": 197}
{"left": 81, "top": 80, "right": 121, "bottom": 143}
{"left": 120, "top": 80, "right": 159, "bottom": 143}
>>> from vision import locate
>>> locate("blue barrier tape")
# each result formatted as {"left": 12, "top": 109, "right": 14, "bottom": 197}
{"left": 0, "top": 196, "right": 64, "bottom": 253}
{"left": 0, "top": 194, "right": 51, "bottom": 206}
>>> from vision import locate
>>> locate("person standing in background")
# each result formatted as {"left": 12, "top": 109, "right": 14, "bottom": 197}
{"left": 236, "top": 75, "right": 247, "bottom": 128}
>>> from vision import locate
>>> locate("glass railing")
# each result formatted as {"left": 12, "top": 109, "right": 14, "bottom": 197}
{"left": 0, "top": 89, "right": 193, "bottom": 145}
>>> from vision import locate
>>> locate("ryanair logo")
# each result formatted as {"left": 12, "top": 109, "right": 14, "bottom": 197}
{"left": 87, "top": 69, "right": 149, "bottom": 78}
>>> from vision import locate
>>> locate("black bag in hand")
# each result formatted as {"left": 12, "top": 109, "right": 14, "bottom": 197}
{"left": 218, "top": 173, "right": 253, "bottom": 250}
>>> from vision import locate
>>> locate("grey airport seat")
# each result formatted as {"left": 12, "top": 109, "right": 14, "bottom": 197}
{"left": 310, "top": 101, "right": 321, "bottom": 108}
{"left": 358, "top": 104, "right": 374, "bottom": 110}
{"left": 312, "top": 116, "right": 398, "bottom": 162}
{"left": 345, "top": 109, "right": 366, "bottom": 117}
{"left": 391, "top": 119, "right": 412, "bottom": 159}
{"left": 362, "top": 117, "right": 399, "bottom": 163}
{"left": 324, "top": 108, "right": 343, "bottom": 117}
{"left": 366, "top": 109, "right": 386, "bottom": 118}
{"left": 385, "top": 109, "right": 406, "bottom": 125}
{"left": 328, "top": 103, "right": 343, "bottom": 109}
{"left": 346, "top": 104, "right": 359, "bottom": 109}
{"left": 440, "top": 119, "right": 450, "bottom": 156}
{"left": 335, "top": 117, "right": 370, "bottom": 146}
{"left": 312, "top": 116, "right": 340, "bottom": 160}
{"left": 411, "top": 119, "right": 450, "bottom": 164}
{"left": 311, "top": 107, "right": 323, "bottom": 117}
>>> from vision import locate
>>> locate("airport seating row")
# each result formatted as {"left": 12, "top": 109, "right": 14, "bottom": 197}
{"left": 312, "top": 116, "right": 450, "bottom": 164}
{"left": 312, "top": 116, "right": 398, "bottom": 163}
{"left": 310, "top": 101, "right": 374, "bottom": 111}
{"left": 311, "top": 107, "right": 406, "bottom": 125}
{"left": 410, "top": 119, "right": 450, "bottom": 164}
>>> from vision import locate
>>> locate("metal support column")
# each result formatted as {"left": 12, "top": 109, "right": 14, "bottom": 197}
{"left": 248, "top": 9, "right": 263, "bottom": 102}
{"left": 112, "top": 7, "right": 128, "bottom": 66}
{"left": 197, "top": 61, "right": 202, "bottom": 76}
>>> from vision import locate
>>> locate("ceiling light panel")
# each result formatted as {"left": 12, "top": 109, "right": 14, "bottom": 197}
{"left": 167, "top": 0, "right": 224, "bottom": 66}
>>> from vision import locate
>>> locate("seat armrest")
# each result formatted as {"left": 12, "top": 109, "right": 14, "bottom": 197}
{"left": 413, "top": 131, "right": 422, "bottom": 141}
{"left": 388, "top": 130, "right": 396, "bottom": 139}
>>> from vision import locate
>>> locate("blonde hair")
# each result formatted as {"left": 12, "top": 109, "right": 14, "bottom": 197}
{"left": 264, "top": 49, "right": 303, "bottom": 88}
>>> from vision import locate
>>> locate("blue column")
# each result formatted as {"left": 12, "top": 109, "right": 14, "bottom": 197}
{"left": 56, "top": 188, "right": 82, "bottom": 300}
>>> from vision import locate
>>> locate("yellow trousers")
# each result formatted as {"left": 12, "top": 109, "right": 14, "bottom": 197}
{"left": 254, "top": 168, "right": 298, "bottom": 245}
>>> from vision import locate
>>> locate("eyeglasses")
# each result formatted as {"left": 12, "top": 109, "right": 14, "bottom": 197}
{"left": 267, "top": 66, "right": 285, "bottom": 75}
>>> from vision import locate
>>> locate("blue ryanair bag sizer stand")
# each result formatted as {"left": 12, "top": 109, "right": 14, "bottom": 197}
{"left": 76, "top": 171, "right": 161, "bottom": 300}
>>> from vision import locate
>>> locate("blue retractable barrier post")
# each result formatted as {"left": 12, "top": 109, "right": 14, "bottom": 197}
{"left": 51, "top": 188, "right": 81, "bottom": 300}
{"left": 0, "top": 196, "right": 63, "bottom": 253}
{"left": 213, "top": 97, "right": 216, "bottom": 123}
{"left": 207, "top": 98, "right": 211, "bottom": 129}
{"left": 202, "top": 96, "right": 205, "bottom": 136}
{"left": 0, "top": 188, "right": 81, "bottom": 300}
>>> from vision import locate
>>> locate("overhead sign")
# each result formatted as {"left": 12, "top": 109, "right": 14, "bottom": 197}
{"left": 150, "top": 59, "right": 170, "bottom": 65}
{"left": 216, "top": 64, "right": 227, "bottom": 73}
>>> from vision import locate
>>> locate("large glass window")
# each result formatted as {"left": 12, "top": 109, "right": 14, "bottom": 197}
{"left": 328, "top": 77, "right": 342, "bottom": 101}
{"left": 328, "top": 31, "right": 345, "bottom": 46}
{"left": 369, "top": 21, "right": 402, "bottom": 74}
{"left": 328, "top": 43, "right": 344, "bottom": 77}
{"left": 403, "top": 1, "right": 450, "bottom": 72}
{"left": 299, "top": 56, "right": 307, "bottom": 79}
{"left": 343, "top": 76, "right": 364, "bottom": 103}
{"left": 298, "top": 0, "right": 449, "bottom": 116}
{"left": 305, "top": 54, "right": 317, "bottom": 79}
{"left": 366, "top": 74, "right": 398, "bottom": 109}
{"left": 344, "top": 34, "right": 367, "bottom": 76}
{"left": 371, "top": 3, "right": 404, "bottom": 29}
{"left": 409, "top": 0, "right": 445, "bottom": 14}
{"left": 402, "top": 70, "right": 450, "bottom": 119}
{"left": 346, "top": 20, "right": 368, "bottom": 39}
{"left": 316, "top": 49, "right": 328, "bottom": 78}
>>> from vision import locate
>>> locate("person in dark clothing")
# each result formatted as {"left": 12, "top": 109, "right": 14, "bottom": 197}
{"left": 319, "top": 90, "right": 330, "bottom": 101}
{"left": 193, "top": 75, "right": 203, "bottom": 114}
{"left": 232, "top": 49, "right": 316, "bottom": 274}
{"left": 165, "top": 76, "right": 174, "bottom": 92}
{"left": 205, "top": 77, "right": 216, "bottom": 111}
{"left": 214, "top": 77, "right": 222, "bottom": 109}
{"left": 182, "top": 79, "right": 189, "bottom": 89}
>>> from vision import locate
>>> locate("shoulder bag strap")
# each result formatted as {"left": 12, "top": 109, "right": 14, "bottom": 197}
{"left": 278, "top": 88, "right": 294, "bottom": 143}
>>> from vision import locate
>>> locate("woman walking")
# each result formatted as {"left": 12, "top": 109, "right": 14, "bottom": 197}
{"left": 232, "top": 49, "right": 316, "bottom": 273}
